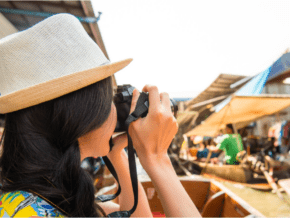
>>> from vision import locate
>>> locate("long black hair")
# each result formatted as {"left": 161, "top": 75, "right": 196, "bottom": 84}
{"left": 0, "top": 77, "right": 113, "bottom": 217}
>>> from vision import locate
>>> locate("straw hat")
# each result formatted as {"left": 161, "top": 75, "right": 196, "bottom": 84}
{"left": 0, "top": 13, "right": 132, "bottom": 114}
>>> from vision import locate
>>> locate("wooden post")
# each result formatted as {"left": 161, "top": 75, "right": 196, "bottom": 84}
{"left": 275, "top": 113, "right": 281, "bottom": 123}
{"left": 232, "top": 123, "right": 238, "bottom": 134}
{"left": 80, "top": 1, "right": 117, "bottom": 88}
{"left": 247, "top": 145, "right": 251, "bottom": 155}
{"left": 0, "top": 13, "right": 18, "bottom": 39}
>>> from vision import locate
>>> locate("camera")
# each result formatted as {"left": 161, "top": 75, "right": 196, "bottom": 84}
{"left": 114, "top": 85, "right": 178, "bottom": 132}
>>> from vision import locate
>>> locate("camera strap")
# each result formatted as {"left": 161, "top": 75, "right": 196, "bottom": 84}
{"left": 96, "top": 156, "right": 121, "bottom": 202}
{"left": 96, "top": 93, "right": 149, "bottom": 217}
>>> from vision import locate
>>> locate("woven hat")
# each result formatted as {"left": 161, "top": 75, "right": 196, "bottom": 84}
{"left": 0, "top": 13, "right": 132, "bottom": 114}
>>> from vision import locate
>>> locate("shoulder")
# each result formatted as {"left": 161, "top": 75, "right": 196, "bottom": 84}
{"left": 216, "top": 134, "right": 230, "bottom": 149}
{"left": 220, "top": 134, "right": 230, "bottom": 142}
{"left": 0, "top": 191, "right": 64, "bottom": 217}
{"left": 232, "top": 134, "right": 242, "bottom": 139}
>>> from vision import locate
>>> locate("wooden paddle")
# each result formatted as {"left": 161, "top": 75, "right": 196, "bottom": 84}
{"left": 201, "top": 150, "right": 213, "bottom": 175}
{"left": 169, "top": 148, "right": 193, "bottom": 176}
{"left": 260, "top": 164, "right": 284, "bottom": 200}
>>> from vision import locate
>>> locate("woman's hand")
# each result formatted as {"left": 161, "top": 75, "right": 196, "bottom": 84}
{"left": 128, "top": 85, "right": 178, "bottom": 170}
{"left": 127, "top": 85, "right": 201, "bottom": 217}
{"left": 106, "top": 133, "right": 128, "bottom": 159}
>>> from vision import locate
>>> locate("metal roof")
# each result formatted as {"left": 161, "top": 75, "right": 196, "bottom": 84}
{"left": 187, "top": 95, "right": 228, "bottom": 111}
{"left": 185, "top": 73, "right": 247, "bottom": 108}
{"left": 176, "top": 111, "right": 198, "bottom": 134}
{"left": 230, "top": 50, "right": 290, "bottom": 86}
{"left": 267, "top": 70, "right": 290, "bottom": 84}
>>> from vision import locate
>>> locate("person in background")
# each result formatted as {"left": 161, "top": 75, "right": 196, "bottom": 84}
{"left": 190, "top": 137, "right": 221, "bottom": 163}
{"left": 188, "top": 136, "right": 208, "bottom": 162}
{"left": 195, "top": 136, "right": 209, "bottom": 161}
{"left": 209, "top": 124, "right": 244, "bottom": 165}
{"left": 179, "top": 134, "right": 189, "bottom": 159}
{"left": 204, "top": 137, "right": 221, "bottom": 164}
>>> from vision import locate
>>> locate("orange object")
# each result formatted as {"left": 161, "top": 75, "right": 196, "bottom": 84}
{"left": 152, "top": 212, "right": 166, "bottom": 217}
{"left": 247, "top": 145, "right": 250, "bottom": 155}
{"left": 189, "top": 147, "right": 198, "bottom": 157}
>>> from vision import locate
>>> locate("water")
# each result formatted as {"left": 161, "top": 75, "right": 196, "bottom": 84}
{"left": 215, "top": 179, "right": 290, "bottom": 217}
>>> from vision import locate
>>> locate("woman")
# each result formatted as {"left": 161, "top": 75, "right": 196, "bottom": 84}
{"left": 0, "top": 14, "right": 201, "bottom": 217}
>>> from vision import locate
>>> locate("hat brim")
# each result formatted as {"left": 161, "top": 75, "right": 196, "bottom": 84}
{"left": 0, "top": 58, "right": 132, "bottom": 114}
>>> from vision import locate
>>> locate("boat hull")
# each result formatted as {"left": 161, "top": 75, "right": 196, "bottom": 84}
{"left": 96, "top": 176, "right": 265, "bottom": 217}
{"left": 178, "top": 159, "right": 290, "bottom": 190}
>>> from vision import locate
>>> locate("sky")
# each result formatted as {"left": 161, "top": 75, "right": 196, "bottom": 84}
{"left": 91, "top": 0, "right": 290, "bottom": 98}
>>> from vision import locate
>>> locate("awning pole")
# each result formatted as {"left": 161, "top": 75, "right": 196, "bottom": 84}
{"left": 232, "top": 123, "right": 238, "bottom": 134}
{"left": 275, "top": 113, "right": 281, "bottom": 122}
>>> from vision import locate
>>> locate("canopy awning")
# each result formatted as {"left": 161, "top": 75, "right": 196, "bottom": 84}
{"left": 186, "top": 94, "right": 290, "bottom": 137}
{"left": 215, "top": 51, "right": 290, "bottom": 112}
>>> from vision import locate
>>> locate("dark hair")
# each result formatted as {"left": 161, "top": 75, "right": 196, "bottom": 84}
{"left": 203, "top": 137, "right": 213, "bottom": 146}
{"left": 0, "top": 114, "right": 5, "bottom": 127}
{"left": 0, "top": 77, "right": 113, "bottom": 217}
{"left": 226, "top": 123, "right": 234, "bottom": 132}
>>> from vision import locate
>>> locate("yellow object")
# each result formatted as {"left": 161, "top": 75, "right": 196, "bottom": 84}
{"left": 0, "top": 191, "right": 64, "bottom": 217}
{"left": 181, "top": 140, "right": 188, "bottom": 150}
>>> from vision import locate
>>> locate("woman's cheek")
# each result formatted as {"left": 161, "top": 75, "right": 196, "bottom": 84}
{"left": 94, "top": 141, "right": 110, "bottom": 157}
{"left": 104, "top": 142, "right": 111, "bottom": 156}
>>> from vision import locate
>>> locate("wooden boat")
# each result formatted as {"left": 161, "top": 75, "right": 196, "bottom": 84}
{"left": 177, "top": 157, "right": 290, "bottom": 191}
{"left": 96, "top": 175, "right": 265, "bottom": 217}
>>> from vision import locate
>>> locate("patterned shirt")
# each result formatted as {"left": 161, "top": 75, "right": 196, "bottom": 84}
{"left": 0, "top": 190, "right": 64, "bottom": 217}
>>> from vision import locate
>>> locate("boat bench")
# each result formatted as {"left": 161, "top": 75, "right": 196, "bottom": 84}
{"left": 202, "top": 191, "right": 225, "bottom": 217}
{"left": 202, "top": 189, "right": 257, "bottom": 217}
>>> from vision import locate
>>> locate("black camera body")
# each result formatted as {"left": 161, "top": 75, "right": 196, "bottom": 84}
{"left": 114, "top": 85, "right": 178, "bottom": 132}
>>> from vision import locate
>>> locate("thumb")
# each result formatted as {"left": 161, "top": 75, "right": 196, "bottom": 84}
{"left": 129, "top": 88, "right": 140, "bottom": 114}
